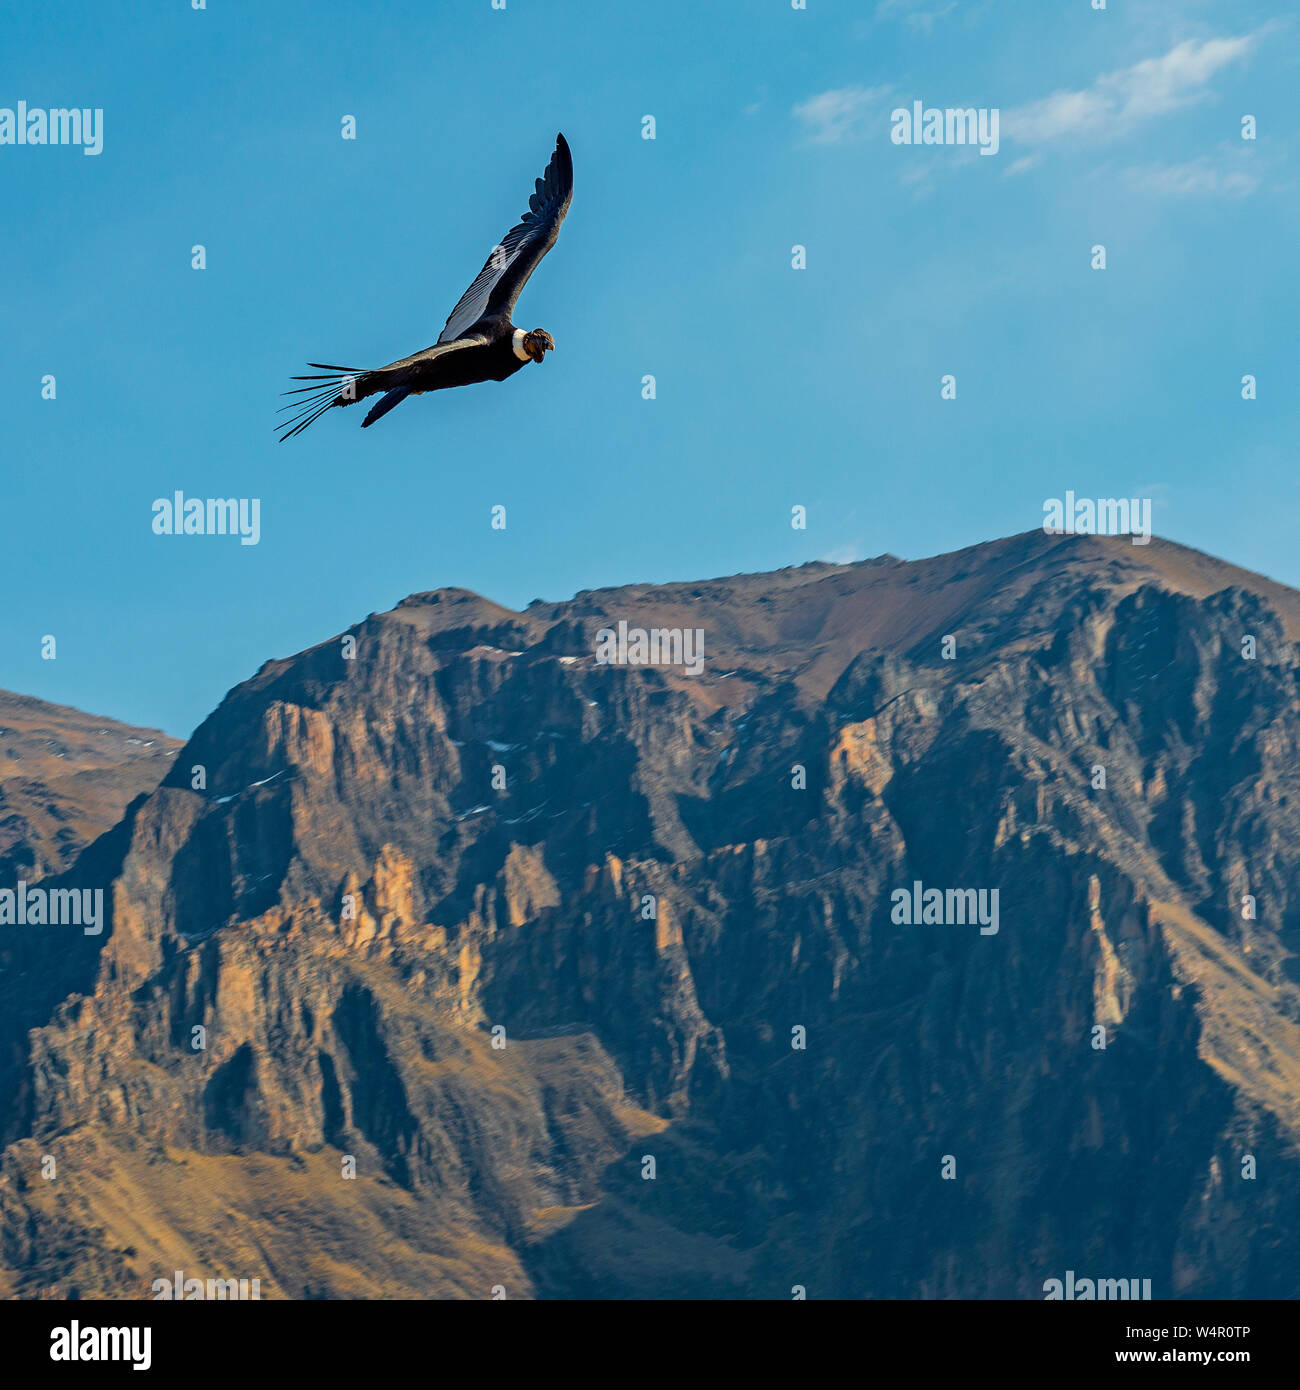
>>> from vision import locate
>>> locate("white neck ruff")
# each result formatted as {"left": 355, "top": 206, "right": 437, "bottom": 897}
{"left": 511, "top": 328, "right": 531, "bottom": 362}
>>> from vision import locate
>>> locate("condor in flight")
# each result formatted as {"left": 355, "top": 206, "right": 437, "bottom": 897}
{"left": 278, "top": 133, "right": 573, "bottom": 441}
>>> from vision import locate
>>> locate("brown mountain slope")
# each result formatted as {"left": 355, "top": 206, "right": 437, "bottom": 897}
{"left": 1, "top": 531, "right": 1299, "bottom": 1299}
{"left": 0, "top": 691, "right": 180, "bottom": 881}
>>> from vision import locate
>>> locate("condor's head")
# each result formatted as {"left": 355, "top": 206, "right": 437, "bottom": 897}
{"left": 522, "top": 328, "right": 555, "bottom": 363}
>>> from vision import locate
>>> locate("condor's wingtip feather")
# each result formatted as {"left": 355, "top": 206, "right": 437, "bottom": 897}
{"left": 361, "top": 387, "right": 411, "bottom": 429}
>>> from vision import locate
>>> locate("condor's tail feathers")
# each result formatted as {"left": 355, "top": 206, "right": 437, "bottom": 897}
{"left": 276, "top": 363, "right": 369, "bottom": 443}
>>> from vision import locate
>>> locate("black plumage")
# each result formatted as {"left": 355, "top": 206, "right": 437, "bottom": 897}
{"left": 278, "top": 133, "right": 573, "bottom": 441}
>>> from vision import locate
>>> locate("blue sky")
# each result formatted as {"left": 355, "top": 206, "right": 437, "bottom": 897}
{"left": 2, "top": 0, "right": 1295, "bottom": 735}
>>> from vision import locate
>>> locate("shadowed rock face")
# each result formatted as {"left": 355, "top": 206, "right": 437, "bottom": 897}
{"left": 2, "top": 531, "right": 1299, "bottom": 1299}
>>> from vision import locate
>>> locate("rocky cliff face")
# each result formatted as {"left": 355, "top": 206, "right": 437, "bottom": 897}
{"left": 2, "top": 531, "right": 1299, "bottom": 1299}
{"left": 0, "top": 691, "right": 179, "bottom": 883}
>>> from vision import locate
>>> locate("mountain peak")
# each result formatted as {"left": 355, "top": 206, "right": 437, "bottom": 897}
{"left": 3, "top": 532, "right": 1299, "bottom": 1299}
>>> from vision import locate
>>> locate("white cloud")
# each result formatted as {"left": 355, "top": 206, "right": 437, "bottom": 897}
{"left": 1004, "top": 34, "right": 1256, "bottom": 144}
{"left": 821, "top": 542, "right": 867, "bottom": 565}
{"left": 875, "top": 0, "right": 957, "bottom": 33}
{"left": 1124, "top": 155, "right": 1258, "bottom": 197}
{"left": 1002, "top": 154, "right": 1043, "bottom": 178}
{"left": 1005, "top": 90, "right": 1111, "bottom": 144}
{"left": 792, "top": 86, "right": 891, "bottom": 145}
{"left": 897, "top": 162, "right": 938, "bottom": 199}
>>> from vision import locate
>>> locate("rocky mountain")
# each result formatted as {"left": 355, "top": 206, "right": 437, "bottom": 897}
{"left": 0, "top": 691, "right": 180, "bottom": 883}
{"left": 2, "top": 529, "right": 1299, "bottom": 1299}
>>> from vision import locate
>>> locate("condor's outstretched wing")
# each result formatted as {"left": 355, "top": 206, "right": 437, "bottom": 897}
{"left": 436, "top": 133, "right": 573, "bottom": 345}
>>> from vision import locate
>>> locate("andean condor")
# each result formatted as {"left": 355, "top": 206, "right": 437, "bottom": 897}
{"left": 278, "top": 132, "right": 573, "bottom": 441}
